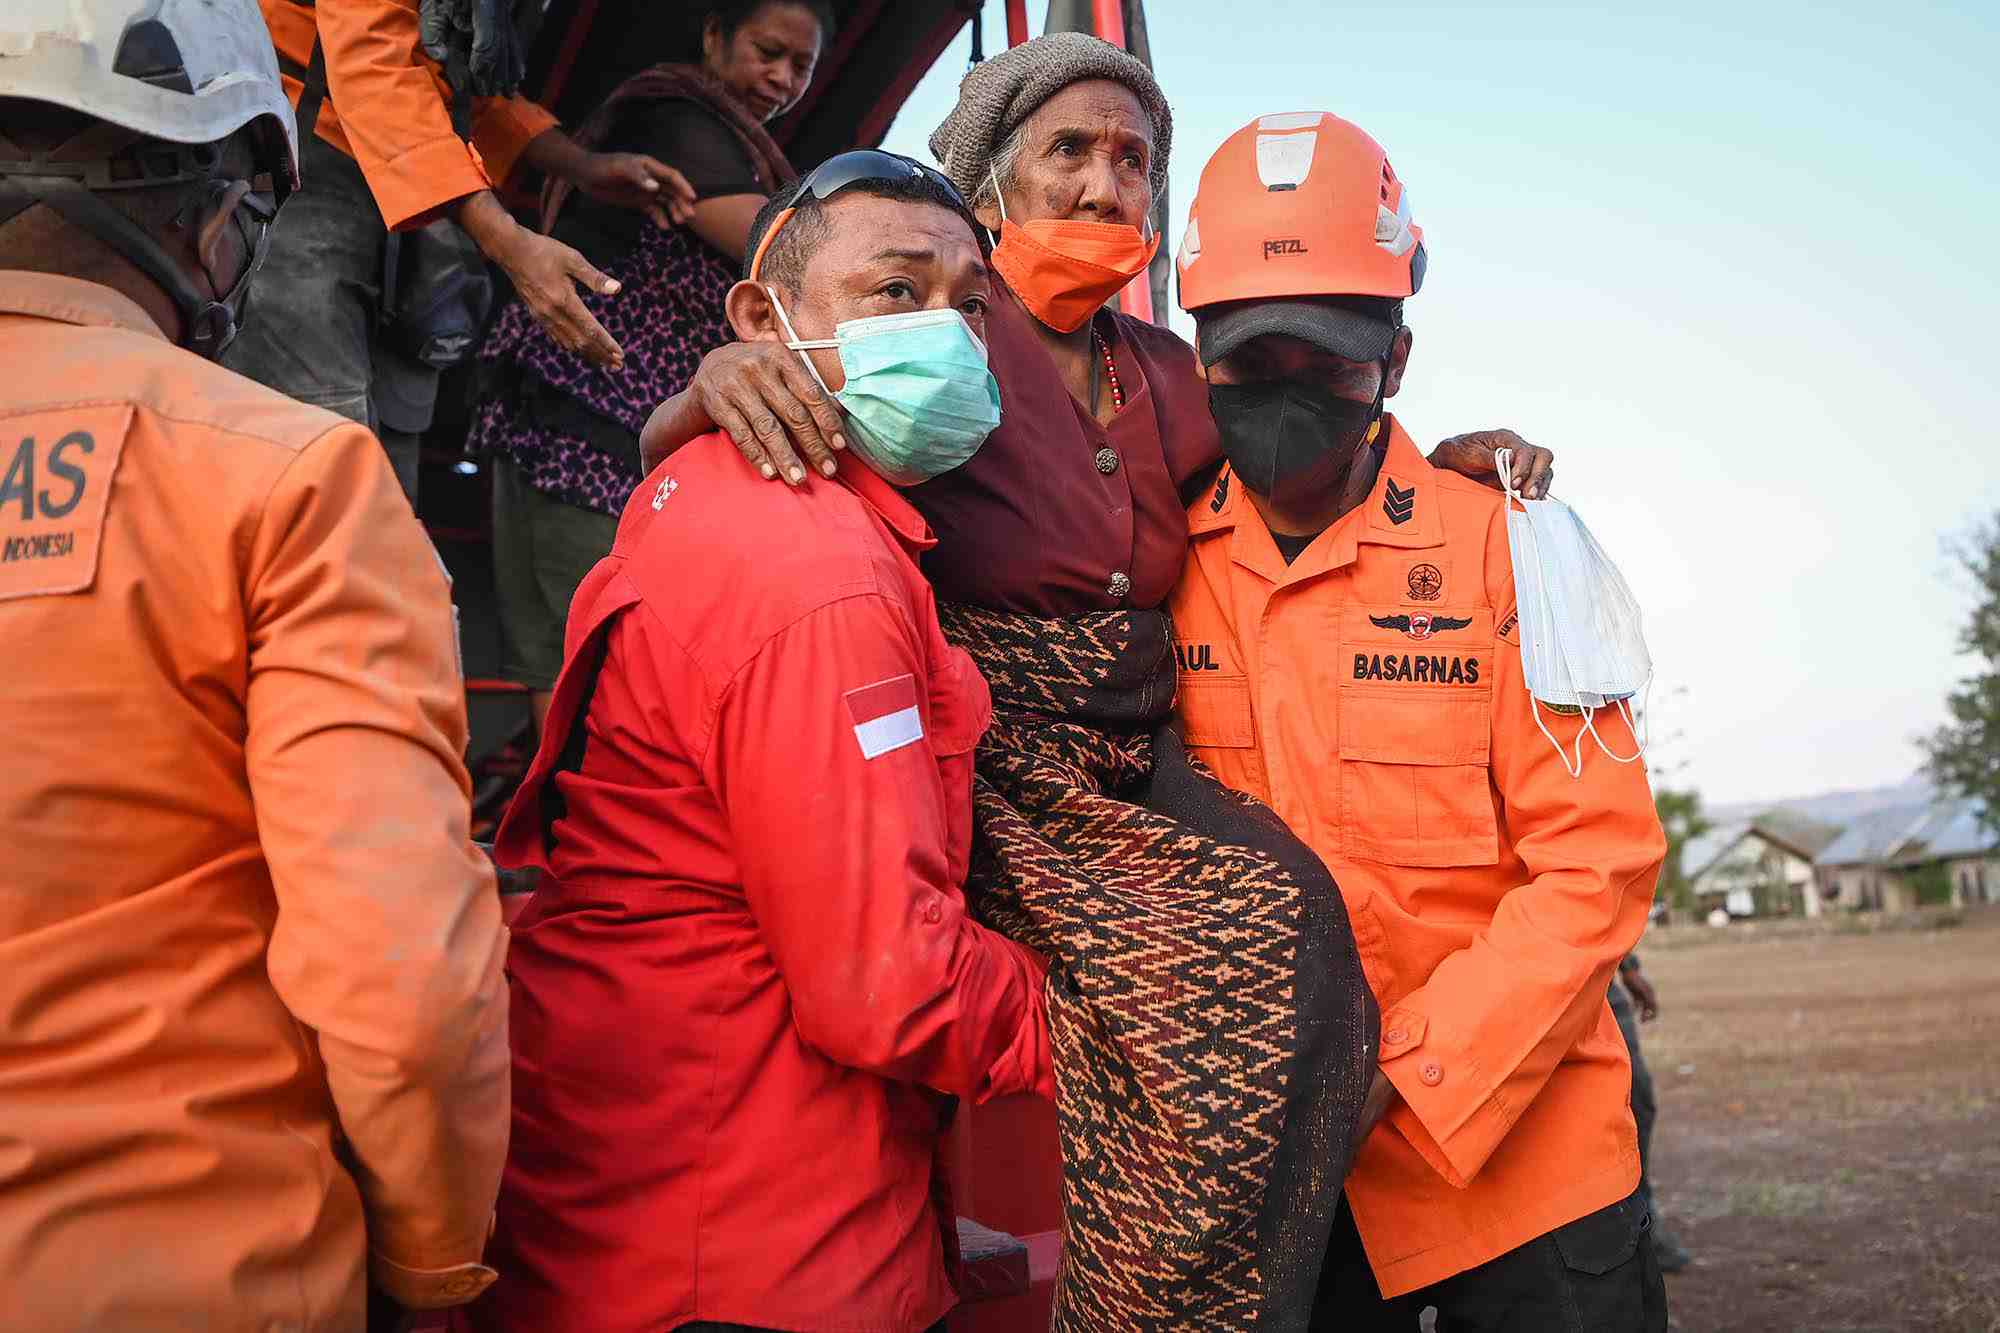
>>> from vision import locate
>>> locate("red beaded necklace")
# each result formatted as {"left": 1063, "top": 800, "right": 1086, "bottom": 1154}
{"left": 1093, "top": 330, "right": 1125, "bottom": 412}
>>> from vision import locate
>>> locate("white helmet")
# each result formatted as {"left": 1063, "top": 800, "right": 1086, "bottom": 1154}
{"left": 0, "top": 0, "right": 298, "bottom": 192}
{"left": 0, "top": 0, "right": 300, "bottom": 357}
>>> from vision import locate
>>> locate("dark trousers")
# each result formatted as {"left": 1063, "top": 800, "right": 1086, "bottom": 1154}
{"left": 1311, "top": 1192, "right": 1667, "bottom": 1332}
{"left": 221, "top": 132, "right": 430, "bottom": 503}
{"left": 1609, "top": 979, "right": 1658, "bottom": 1218}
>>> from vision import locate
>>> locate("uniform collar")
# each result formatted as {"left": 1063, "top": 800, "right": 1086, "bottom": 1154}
{"left": 1188, "top": 414, "right": 1445, "bottom": 585}
{"left": 0, "top": 271, "right": 168, "bottom": 341}
{"left": 837, "top": 454, "right": 937, "bottom": 554}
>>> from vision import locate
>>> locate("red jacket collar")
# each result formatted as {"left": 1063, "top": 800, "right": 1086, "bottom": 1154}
{"left": 838, "top": 454, "right": 937, "bottom": 554}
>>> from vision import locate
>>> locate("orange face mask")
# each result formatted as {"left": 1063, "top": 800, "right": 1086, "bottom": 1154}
{"left": 988, "top": 177, "right": 1160, "bottom": 333}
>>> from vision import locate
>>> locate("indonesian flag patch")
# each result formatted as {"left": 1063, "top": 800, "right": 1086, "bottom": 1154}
{"left": 845, "top": 674, "right": 925, "bottom": 759}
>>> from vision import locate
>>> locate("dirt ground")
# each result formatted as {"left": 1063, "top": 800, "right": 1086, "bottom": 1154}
{"left": 1637, "top": 907, "right": 2000, "bottom": 1332}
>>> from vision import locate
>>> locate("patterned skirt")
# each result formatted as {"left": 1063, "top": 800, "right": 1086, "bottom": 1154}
{"left": 469, "top": 223, "right": 736, "bottom": 516}
{"left": 937, "top": 604, "right": 1379, "bottom": 1332}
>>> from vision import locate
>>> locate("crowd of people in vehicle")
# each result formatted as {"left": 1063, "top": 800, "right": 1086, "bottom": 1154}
{"left": 0, "top": 1, "right": 1673, "bottom": 1329}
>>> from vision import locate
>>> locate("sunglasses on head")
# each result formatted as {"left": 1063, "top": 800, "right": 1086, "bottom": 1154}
{"left": 748, "top": 149, "right": 967, "bottom": 282}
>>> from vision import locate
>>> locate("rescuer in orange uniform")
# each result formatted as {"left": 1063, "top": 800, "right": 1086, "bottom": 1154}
{"left": 232, "top": 0, "right": 696, "bottom": 498}
{"left": 0, "top": 4, "right": 508, "bottom": 1327}
{"left": 1169, "top": 113, "right": 1669, "bottom": 1328}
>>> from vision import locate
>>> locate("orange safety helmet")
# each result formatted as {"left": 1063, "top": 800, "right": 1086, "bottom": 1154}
{"left": 1177, "top": 111, "right": 1425, "bottom": 366}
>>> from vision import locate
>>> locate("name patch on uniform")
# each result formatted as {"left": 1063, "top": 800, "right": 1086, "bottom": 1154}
{"left": 1353, "top": 653, "right": 1481, "bottom": 685}
{"left": 1175, "top": 642, "right": 1223, "bottom": 672}
{"left": 0, "top": 405, "right": 132, "bottom": 603}
{"left": 845, "top": 673, "right": 924, "bottom": 759}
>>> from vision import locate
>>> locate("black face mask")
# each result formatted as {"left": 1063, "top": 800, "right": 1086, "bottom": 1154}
{"left": 1207, "top": 376, "right": 1385, "bottom": 505}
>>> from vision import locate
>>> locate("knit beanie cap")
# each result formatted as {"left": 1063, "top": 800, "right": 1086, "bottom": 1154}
{"left": 928, "top": 31, "right": 1172, "bottom": 204}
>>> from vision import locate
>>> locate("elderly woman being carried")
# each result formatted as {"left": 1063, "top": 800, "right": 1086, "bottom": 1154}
{"left": 640, "top": 33, "right": 1555, "bottom": 1331}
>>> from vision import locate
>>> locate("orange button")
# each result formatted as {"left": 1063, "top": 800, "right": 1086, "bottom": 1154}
{"left": 1384, "top": 1028, "right": 1407, "bottom": 1045}
{"left": 1420, "top": 1062, "right": 1443, "bottom": 1086}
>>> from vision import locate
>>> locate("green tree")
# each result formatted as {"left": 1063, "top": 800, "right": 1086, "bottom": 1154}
{"left": 1922, "top": 516, "right": 2000, "bottom": 840}
{"left": 1654, "top": 786, "right": 1711, "bottom": 919}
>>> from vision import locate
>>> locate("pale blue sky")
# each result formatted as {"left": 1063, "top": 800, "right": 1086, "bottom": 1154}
{"left": 880, "top": 1, "right": 2000, "bottom": 807}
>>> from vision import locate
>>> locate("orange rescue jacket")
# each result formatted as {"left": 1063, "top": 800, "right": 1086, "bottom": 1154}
{"left": 0, "top": 272, "right": 510, "bottom": 1327}
{"left": 261, "top": 0, "right": 557, "bottom": 229}
{"left": 1167, "top": 418, "right": 1666, "bottom": 1296}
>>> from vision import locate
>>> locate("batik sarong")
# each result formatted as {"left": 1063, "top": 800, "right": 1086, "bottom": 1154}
{"left": 939, "top": 603, "right": 1379, "bottom": 1332}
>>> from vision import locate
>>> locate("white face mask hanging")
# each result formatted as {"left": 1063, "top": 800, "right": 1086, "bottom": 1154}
{"left": 1496, "top": 447, "right": 1653, "bottom": 777}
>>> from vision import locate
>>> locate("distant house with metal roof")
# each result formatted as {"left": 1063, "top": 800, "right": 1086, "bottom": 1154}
{"left": 1816, "top": 797, "right": 1999, "bottom": 913}
{"left": 1685, "top": 811, "right": 1843, "bottom": 918}
{"left": 1887, "top": 799, "right": 2000, "bottom": 908}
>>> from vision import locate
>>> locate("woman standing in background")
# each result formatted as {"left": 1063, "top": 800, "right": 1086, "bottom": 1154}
{"left": 471, "top": 0, "right": 833, "bottom": 734}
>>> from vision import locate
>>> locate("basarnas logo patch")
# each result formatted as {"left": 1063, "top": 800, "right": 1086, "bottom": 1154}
{"left": 1370, "top": 612, "right": 1472, "bottom": 641}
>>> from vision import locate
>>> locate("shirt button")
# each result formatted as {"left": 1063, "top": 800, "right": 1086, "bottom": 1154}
{"left": 1094, "top": 447, "right": 1120, "bottom": 475}
{"left": 1384, "top": 1028, "right": 1407, "bottom": 1046}
{"left": 1107, "top": 571, "right": 1131, "bottom": 601}
{"left": 1420, "top": 1062, "right": 1444, "bottom": 1087}
{"left": 923, "top": 898, "right": 943, "bottom": 924}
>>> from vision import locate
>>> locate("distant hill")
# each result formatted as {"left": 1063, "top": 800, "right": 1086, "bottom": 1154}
{"left": 1708, "top": 775, "right": 1936, "bottom": 828}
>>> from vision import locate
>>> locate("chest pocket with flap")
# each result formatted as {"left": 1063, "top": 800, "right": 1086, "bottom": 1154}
{"left": 1178, "top": 675, "right": 1257, "bottom": 749}
{"left": 1339, "top": 606, "right": 1499, "bottom": 867}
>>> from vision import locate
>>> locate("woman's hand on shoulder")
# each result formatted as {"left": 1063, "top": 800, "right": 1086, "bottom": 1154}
{"left": 1428, "top": 428, "right": 1554, "bottom": 499}
{"left": 639, "top": 341, "right": 848, "bottom": 484}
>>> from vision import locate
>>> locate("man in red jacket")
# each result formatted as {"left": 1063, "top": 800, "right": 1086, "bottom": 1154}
{"left": 483, "top": 152, "right": 1053, "bottom": 1333}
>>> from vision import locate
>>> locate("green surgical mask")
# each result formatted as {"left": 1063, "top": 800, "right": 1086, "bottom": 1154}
{"left": 769, "top": 290, "right": 1002, "bottom": 485}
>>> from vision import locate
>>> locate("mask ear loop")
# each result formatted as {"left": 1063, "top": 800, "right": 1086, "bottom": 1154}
{"left": 1529, "top": 695, "right": 1588, "bottom": 780}
{"left": 1496, "top": 446, "right": 1522, "bottom": 503}
{"left": 1576, "top": 676, "right": 1651, "bottom": 766}
{"left": 989, "top": 164, "right": 1009, "bottom": 234}
{"left": 765, "top": 285, "right": 838, "bottom": 398}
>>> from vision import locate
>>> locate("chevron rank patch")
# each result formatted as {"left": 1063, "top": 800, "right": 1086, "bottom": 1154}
{"left": 1383, "top": 478, "right": 1415, "bottom": 525}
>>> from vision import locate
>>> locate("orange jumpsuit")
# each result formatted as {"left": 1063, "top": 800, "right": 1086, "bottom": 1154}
{"left": 260, "top": 0, "right": 557, "bottom": 229}
{"left": 1167, "top": 417, "right": 1667, "bottom": 1297}
{"left": 0, "top": 272, "right": 509, "bottom": 1327}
